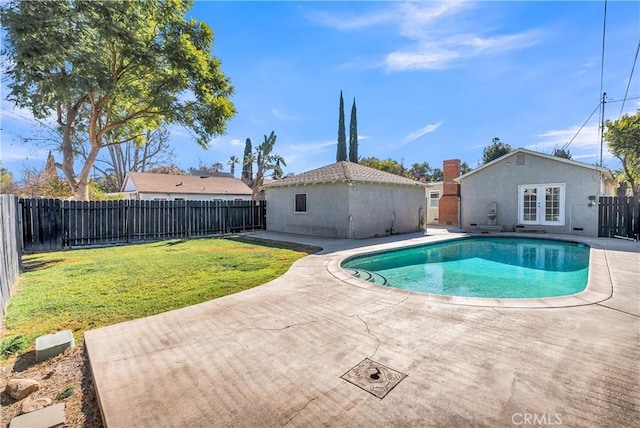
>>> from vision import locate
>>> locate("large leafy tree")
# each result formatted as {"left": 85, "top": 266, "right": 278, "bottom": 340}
{"left": 75, "top": 128, "right": 175, "bottom": 193}
{"left": 349, "top": 98, "right": 358, "bottom": 163}
{"left": 481, "top": 137, "right": 512, "bottom": 164}
{"left": 0, "top": 164, "right": 19, "bottom": 195}
{"left": 1, "top": 0, "right": 235, "bottom": 201}
{"left": 605, "top": 111, "right": 640, "bottom": 196}
{"left": 408, "top": 162, "right": 442, "bottom": 182}
{"left": 336, "top": 91, "right": 347, "bottom": 162}
{"left": 359, "top": 157, "right": 408, "bottom": 177}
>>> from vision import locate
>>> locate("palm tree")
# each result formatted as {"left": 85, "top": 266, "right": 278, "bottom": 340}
{"left": 211, "top": 162, "right": 224, "bottom": 173}
{"left": 228, "top": 156, "right": 240, "bottom": 177}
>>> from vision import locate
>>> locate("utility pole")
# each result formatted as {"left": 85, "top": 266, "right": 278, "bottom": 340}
{"left": 599, "top": 92, "right": 607, "bottom": 167}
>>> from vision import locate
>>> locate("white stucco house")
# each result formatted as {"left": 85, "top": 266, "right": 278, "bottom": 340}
{"left": 262, "top": 161, "right": 426, "bottom": 239}
{"left": 122, "top": 172, "right": 253, "bottom": 201}
{"left": 456, "top": 148, "right": 617, "bottom": 236}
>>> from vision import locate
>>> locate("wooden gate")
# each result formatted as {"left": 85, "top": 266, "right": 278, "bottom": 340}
{"left": 598, "top": 196, "right": 640, "bottom": 239}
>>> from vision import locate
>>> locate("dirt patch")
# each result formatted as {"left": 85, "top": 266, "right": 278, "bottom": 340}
{"left": 1, "top": 344, "right": 103, "bottom": 428}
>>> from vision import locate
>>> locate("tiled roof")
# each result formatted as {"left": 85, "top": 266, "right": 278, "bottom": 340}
{"left": 262, "top": 161, "right": 423, "bottom": 188}
{"left": 123, "top": 172, "right": 252, "bottom": 195}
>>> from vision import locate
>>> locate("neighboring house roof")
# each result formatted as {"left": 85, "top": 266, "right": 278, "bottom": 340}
{"left": 262, "top": 161, "right": 424, "bottom": 188}
{"left": 189, "top": 170, "right": 235, "bottom": 178}
{"left": 455, "top": 148, "right": 615, "bottom": 182}
{"left": 122, "top": 172, "right": 252, "bottom": 195}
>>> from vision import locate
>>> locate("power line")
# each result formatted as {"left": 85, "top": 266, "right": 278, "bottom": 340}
{"left": 561, "top": 102, "right": 601, "bottom": 152}
{"left": 606, "top": 97, "right": 640, "bottom": 104}
{"left": 619, "top": 38, "right": 640, "bottom": 118}
{"left": 598, "top": 0, "right": 608, "bottom": 167}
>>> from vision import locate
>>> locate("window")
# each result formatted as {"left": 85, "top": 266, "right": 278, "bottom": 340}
{"left": 429, "top": 191, "right": 440, "bottom": 208}
{"left": 518, "top": 184, "right": 565, "bottom": 226}
{"left": 294, "top": 194, "right": 307, "bottom": 213}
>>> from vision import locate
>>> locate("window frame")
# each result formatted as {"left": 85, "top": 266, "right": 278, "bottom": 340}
{"left": 294, "top": 193, "right": 308, "bottom": 214}
{"left": 429, "top": 190, "right": 440, "bottom": 208}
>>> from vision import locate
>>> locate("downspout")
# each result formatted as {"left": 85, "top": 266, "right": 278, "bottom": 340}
{"left": 457, "top": 182, "right": 462, "bottom": 230}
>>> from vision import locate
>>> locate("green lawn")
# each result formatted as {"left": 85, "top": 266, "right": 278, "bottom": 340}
{"left": 1, "top": 237, "right": 318, "bottom": 356}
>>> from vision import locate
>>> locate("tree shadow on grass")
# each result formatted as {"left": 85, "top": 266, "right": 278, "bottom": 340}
{"left": 227, "top": 236, "right": 321, "bottom": 255}
{"left": 21, "top": 259, "right": 67, "bottom": 272}
{"left": 158, "top": 240, "right": 188, "bottom": 247}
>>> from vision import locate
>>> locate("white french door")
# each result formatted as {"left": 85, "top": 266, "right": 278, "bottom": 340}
{"left": 518, "top": 184, "right": 565, "bottom": 226}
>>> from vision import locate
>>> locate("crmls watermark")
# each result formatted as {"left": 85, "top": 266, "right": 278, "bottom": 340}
{"left": 511, "top": 413, "right": 563, "bottom": 425}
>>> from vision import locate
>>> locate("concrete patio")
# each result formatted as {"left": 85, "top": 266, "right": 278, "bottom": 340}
{"left": 84, "top": 230, "right": 639, "bottom": 428}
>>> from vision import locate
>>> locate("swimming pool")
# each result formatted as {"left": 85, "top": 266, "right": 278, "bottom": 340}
{"left": 341, "top": 237, "right": 590, "bottom": 298}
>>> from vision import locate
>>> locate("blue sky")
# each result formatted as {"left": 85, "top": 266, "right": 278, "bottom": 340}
{"left": 1, "top": 1, "right": 639, "bottom": 180}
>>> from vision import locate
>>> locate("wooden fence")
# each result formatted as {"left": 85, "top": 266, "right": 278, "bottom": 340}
{"left": 598, "top": 196, "right": 640, "bottom": 239}
{"left": 20, "top": 199, "right": 267, "bottom": 252}
{"left": 1, "top": 195, "right": 22, "bottom": 314}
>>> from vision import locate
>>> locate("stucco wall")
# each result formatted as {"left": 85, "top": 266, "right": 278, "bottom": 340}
{"left": 458, "top": 154, "right": 608, "bottom": 236}
{"left": 349, "top": 183, "right": 425, "bottom": 239}
{"left": 265, "top": 184, "right": 351, "bottom": 238}
{"left": 265, "top": 182, "right": 425, "bottom": 239}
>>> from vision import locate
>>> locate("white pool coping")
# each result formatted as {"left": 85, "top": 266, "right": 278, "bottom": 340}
{"left": 326, "top": 233, "right": 613, "bottom": 308}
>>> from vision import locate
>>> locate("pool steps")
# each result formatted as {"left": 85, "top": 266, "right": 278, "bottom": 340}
{"left": 343, "top": 268, "right": 388, "bottom": 285}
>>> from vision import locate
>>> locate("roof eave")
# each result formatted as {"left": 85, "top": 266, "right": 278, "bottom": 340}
{"left": 264, "top": 179, "right": 423, "bottom": 189}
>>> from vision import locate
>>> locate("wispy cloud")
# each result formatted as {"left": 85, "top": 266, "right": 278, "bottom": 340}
{"left": 0, "top": 143, "right": 49, "bottom": 163}
{"left": 229, "top": 138, "right": 243, "bottom": 146}
{"left": 310, "top": 9, "right": 393, "bottom": 31}
{"left": 533, "top": 125, "right": 600, "bottom": 151}
{"left": 384, "top": 121, "right": 441, "bottom": 150}
{"left": 578, "top": 57, "right": 596, "bottom": 76}
{"left": 405, "top": 122, "right": 442, "bottom": 143}
{"left": 530, "top": 123, "right": 615, "bottom": 164}
{"left": 312, "top": 1, "right": 543, "bottom": 72}
{"left": 272, "top": 108, "right": 299, "bottom": 121}
{"left": 386, "top": 25, "right": 542, "bottom": 71}
{"left": 288, "top": 140, "right": 336, "bottom": 152}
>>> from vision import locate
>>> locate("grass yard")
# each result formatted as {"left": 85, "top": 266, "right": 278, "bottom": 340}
{"left": 1, "top": 236, "right": 319, "bottom": 356}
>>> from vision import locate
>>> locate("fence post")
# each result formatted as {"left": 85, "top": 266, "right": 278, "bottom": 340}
{"left": 126, "top": 200, "right": 132, "bottom": 243}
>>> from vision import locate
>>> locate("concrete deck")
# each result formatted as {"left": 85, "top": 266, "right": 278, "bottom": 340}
{"left": 85, "top": 230, "right": 640, "bottom": 428}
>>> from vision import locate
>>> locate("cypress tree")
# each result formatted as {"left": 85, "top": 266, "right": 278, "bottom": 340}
{"left": 242, "top": 138, "right": 253, "bottom": 181}
{"left": 336, "top": 91, "right": 347, "bottom": 162}
{"left": 44, "top": 151, "right": 58, "bottom": 183}
{"left": 349, "top": 98, "right": 358, "bottom": 163}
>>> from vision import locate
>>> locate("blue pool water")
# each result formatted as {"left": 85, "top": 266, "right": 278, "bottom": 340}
{"left": 341, "top": 237, "right": 590, "bottom": 298}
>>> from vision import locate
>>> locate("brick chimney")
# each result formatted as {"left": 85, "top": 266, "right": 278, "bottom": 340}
{"left": 438, "top": 159, "right": 460, "bottom": 226}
